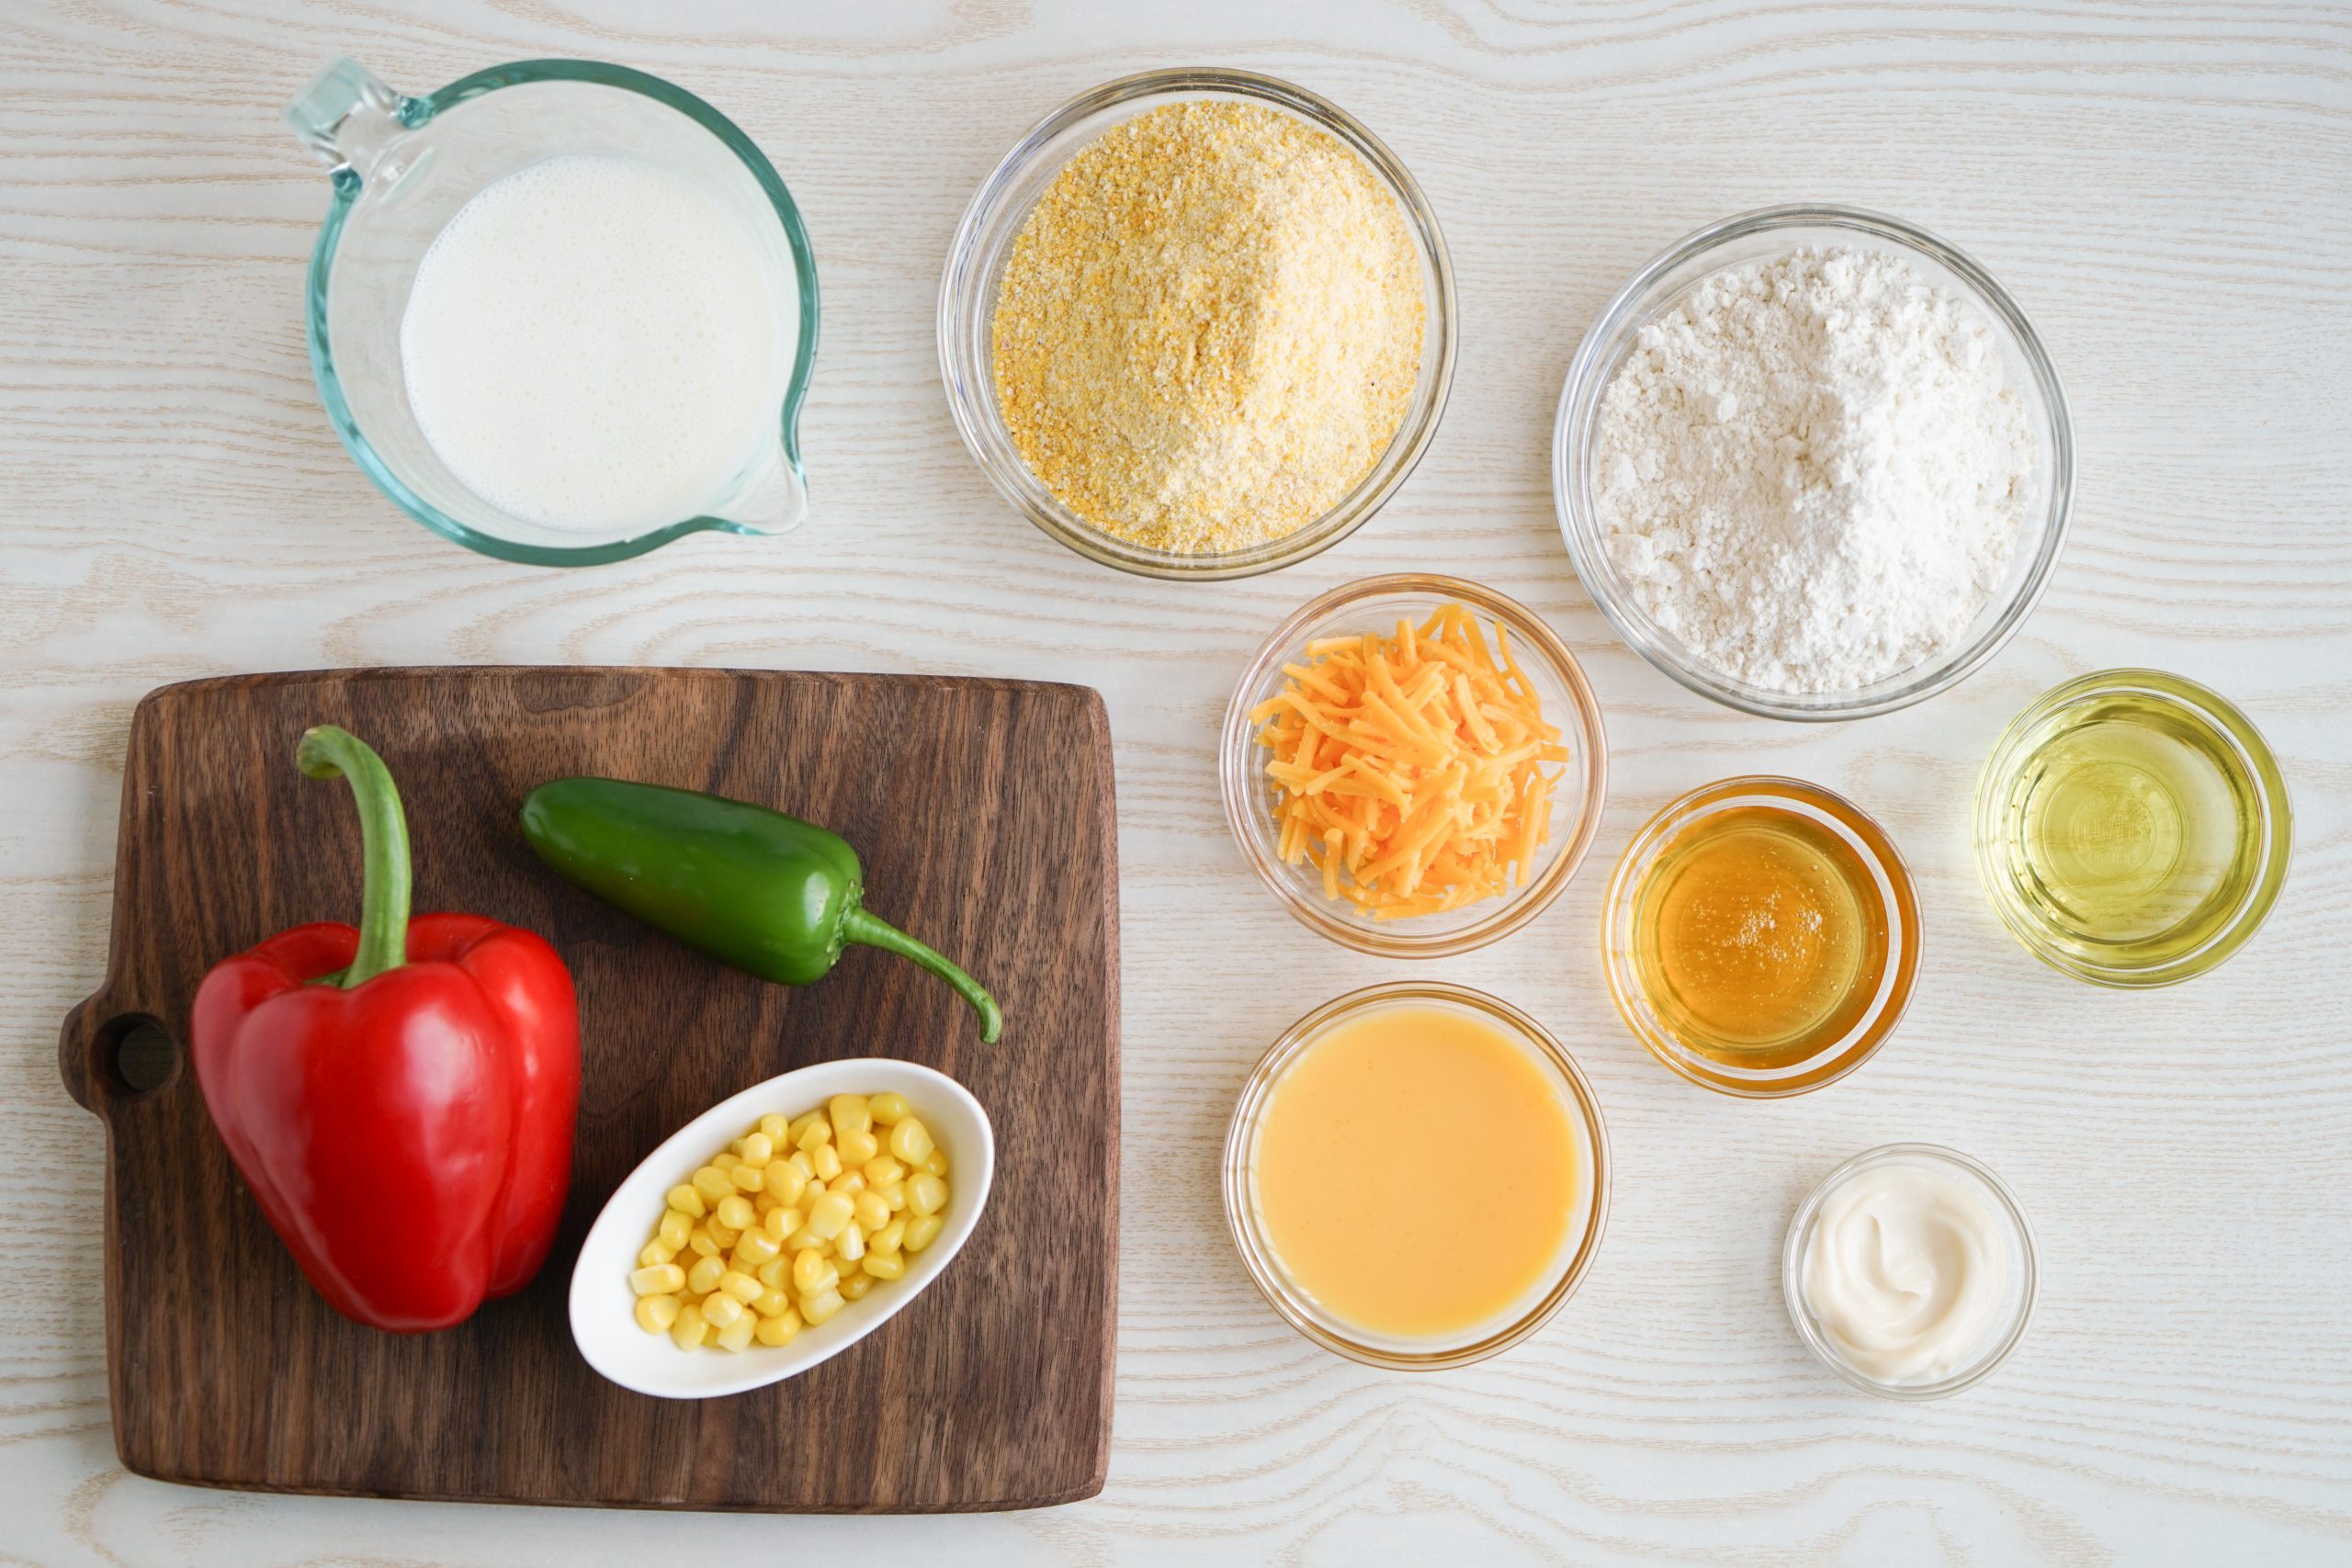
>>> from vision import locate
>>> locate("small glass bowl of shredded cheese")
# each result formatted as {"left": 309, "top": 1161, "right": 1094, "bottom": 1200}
{"left": 941, "top": 68, "right": 1457, "bottom": 581}
{"left": 1221, "top": 574, "right": 1609, "bottom": 956}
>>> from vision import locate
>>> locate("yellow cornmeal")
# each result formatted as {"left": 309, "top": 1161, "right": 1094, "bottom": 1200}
{"left": 991, "top": 100, "right": 1425, "bottom": 555}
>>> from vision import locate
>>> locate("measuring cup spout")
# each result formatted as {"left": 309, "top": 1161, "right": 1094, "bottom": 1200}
{"left": 711, "top": 445, "right": 809, "bottom": 536}
{"left": 286, "top": 58, "right": 413, "bottom": 186}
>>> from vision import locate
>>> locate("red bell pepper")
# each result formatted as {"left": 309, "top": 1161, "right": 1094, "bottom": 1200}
{"left": 191, "top": 726, "right": 580, "bottom": 1334}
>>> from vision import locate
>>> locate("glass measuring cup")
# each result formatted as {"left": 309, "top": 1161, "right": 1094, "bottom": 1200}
{"left": 287, "top": 58, "right": 819, "bottom": 566}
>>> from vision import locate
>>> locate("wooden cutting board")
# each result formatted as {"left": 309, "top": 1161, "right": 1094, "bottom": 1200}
{"left": 57, "top": 666, "right": 1118, "bottom": 1512}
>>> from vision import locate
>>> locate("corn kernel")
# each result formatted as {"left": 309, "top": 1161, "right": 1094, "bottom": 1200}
{"left": 640, "top": 1092, "right": 945, "bottom": 1353}
{"left": 909, "top": 1172, "right": 947, "bottom": 1217}
{"left": 808, "top": 1191, "right": 855, "bottom": 1240}
{"left": 670, "top": 1302, "right": 708, "bottom": 1349}
{"left": 792, "top": 1249, "right": 838, "bottom": 1295}
{"left": 888, "top": 1118, "right": 933, "bottom": 1165}
{"left": 631, "top": 1262, "right": 685, "bottom": 1297}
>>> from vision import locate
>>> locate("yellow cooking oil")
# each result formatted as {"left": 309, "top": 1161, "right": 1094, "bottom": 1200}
{"left": 1630, "top": 806, "right": 1890, "bottom": 1068}
{"left": 1982, "top": 686, "right": 2267, "bottom": 967}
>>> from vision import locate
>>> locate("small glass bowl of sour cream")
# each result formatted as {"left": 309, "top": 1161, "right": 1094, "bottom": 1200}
{"left": 1782, "top": 1143, "right": 2037, "bottom": 1400}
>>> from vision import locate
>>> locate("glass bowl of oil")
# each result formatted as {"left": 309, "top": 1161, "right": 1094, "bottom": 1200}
{"left": 1974, "top": 670, "right": 2291, "bottom": 987}
{"left": 1603, "top": 777, "right": 1923, "bottom": 1097}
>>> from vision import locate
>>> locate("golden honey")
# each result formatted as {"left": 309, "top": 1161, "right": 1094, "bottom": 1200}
{"left": 1629, "top": 805, "right": 1890, "bottom": 1067}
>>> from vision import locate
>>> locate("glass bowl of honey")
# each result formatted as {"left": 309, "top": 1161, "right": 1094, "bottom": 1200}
{"left": 1973, "top": 670, "right": 2291, "bottom": 987}
{"left": 1222, "top": 982, "right": 1611, "bottom": 1370}
{"left": 1603, "top": 777, "right": 1923, "bottom": 1097}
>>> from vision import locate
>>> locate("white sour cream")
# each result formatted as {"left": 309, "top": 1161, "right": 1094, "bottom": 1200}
{"left": 1800, "top": 1161, "right": 2007, "bottom": 1384}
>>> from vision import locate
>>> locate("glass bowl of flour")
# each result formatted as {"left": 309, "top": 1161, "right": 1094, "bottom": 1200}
{"left": 1552, "top": 205, "right": 2072, "bottom": 721}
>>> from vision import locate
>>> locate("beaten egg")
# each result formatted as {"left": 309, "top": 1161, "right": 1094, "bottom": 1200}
{"left": 1249, "top": 1002, "right": 1581, "bottom": 1342}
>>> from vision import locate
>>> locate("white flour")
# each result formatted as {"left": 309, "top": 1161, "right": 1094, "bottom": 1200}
{"left": 1593, "top": 246, "right": 2036, "bottom": 694}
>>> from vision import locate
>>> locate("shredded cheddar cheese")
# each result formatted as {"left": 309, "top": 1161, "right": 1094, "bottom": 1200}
{"left": 1250, "top": 604, "right": 1570, "bottom": 919}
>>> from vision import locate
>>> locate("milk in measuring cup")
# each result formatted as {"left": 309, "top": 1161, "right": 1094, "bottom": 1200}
{"left": 398, "top": 154, "right": 792, "bottom": 534}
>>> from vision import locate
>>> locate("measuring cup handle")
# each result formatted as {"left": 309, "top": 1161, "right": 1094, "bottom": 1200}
{"left": 286, "top": 58, "right": 413, "bottom": 184}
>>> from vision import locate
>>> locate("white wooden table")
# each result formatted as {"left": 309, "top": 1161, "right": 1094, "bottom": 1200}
{"left": 6, "top": 3, "right": 2348, "bottom": 1562}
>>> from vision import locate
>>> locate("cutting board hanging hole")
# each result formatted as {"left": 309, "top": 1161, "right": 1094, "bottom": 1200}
{"left": 103, "top": 1016, "right": 179, "bottom": 1099}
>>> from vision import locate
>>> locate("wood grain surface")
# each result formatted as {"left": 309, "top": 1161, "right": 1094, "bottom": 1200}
{"left": 2, "top": 0, "right": 2347, "bottom": 1562}
{"left": 57, "top": 666, "right": 1118, "bottom": 1512}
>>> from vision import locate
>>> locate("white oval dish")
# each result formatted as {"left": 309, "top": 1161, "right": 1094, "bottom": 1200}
{"left": 571, "top": 1058, "right": 994, "bottom": 1400}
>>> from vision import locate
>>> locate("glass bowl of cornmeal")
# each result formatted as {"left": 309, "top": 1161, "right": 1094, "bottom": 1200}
{"left": 1603, "top": 776, "right": 1922, "bottom": 1097}
{"left": 1222, "top": 982, "right": 1610, "bottom": 1369}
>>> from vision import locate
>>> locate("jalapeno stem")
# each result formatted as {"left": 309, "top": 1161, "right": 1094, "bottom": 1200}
{"left": 296, "top": 725, "right": 412, "bottom": 988}
{"left": 843, "top": 908, "right": 1003, "bottom": 1043}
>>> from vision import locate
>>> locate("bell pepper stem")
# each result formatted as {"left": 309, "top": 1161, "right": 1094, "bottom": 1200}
{"left": 296, "top": 726, "right": 412, "bottom": 988}
{"left": 842, "top": 908, "right": 1003, "bottom": 1043}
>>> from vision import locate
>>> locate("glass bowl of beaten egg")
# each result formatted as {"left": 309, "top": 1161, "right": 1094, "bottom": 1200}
{"left": 938, "top": 67, "right": 1457, "bottom": 580}
{"left": 1223, "top": 983, "right": 1611, "bottom": 1370}
{"left": 1220, "top": 574, "right": 1610, "bottom": 957}
{"left": 1602, "top": 776, "right": 1922, "bottom": 1096}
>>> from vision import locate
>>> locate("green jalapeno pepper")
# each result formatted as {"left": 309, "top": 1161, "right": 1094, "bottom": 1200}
{"left": 519, "top": 778, "right": 1002, "bottom": 1043}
